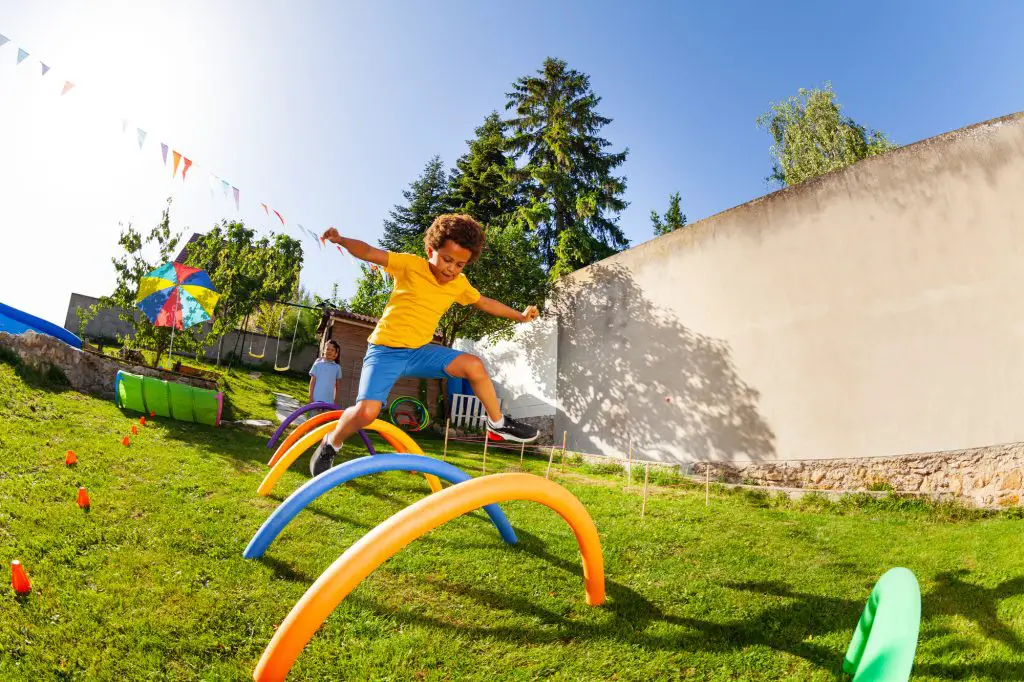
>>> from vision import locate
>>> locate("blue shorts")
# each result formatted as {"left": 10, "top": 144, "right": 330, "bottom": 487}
{"left": 357, "top": 343, "right": 466, "bottom": 404}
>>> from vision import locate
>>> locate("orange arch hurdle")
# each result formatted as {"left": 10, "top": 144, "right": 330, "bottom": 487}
{"left": 258, "top": 418, "right": 442, "bottom": 496}
{"left": 252, "top": 473, "right": 604, "bottom": 681}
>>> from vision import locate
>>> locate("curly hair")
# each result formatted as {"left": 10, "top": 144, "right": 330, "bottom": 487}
{"left": 424, "top": 214, "right": 486, "bottom": 264}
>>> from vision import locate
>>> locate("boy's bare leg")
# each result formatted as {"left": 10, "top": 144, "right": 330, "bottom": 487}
{"left": 446, "top": 354, "right": 502, "bottom": 421}
{"left": 326, "top": 400, "right": 383, "bottom": 448}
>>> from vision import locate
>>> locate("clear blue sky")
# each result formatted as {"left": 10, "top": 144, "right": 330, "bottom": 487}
{"left": 2, "top": 1, "right": 1023, "bottom": 325}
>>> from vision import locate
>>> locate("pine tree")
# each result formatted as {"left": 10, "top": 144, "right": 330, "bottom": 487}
{"left": 506, "top": 57, "right": 629, "bottom": 276}
{"left": 379, "top": 155, "right": 453, "bottom": 254}
{"left": 449, "top": 112, "right": 520, "bottom": 227}
{"left": 651, "top": 192, "right": 687, "bottom": 236}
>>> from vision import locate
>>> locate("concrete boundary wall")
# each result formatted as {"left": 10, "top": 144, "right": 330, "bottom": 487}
{"left": 540, "top": 112, "right": 1024, "bottom": 507}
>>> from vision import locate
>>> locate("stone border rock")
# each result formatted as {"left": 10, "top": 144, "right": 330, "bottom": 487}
{"left": 1, "top": 331, "right": 219, "bottom": 400}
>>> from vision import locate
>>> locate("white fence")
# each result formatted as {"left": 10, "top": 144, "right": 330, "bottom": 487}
{"left": 450, "top": 393, "right": 502, "bottom": 430}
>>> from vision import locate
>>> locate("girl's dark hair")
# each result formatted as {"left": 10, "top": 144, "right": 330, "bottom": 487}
{"left": 324, "top": 339, "right": 341, "bottom": 365}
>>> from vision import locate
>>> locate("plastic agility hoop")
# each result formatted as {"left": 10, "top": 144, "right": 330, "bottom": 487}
{"left": 843, "top": 567, "right": 921, "bottom": 681}
{"left": 268, "top": 409, "right": 379, "bottom": 467}
{"left": 267, "top": 402, "right": 337, "bottom": 450}
{"left": 244, "top": 454, "right": 518, "bottom": 559}
{"left": 252, "top": 473, "right": 603, "bottom": 681}
{"left": 258, "top": 420, "right": 443, "bottom": 496}
{"left": 389, "top": 396, "right": 430, "bottom": 432}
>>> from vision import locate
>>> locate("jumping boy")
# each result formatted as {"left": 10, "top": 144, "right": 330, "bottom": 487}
{"left": 311, "top": 214, "right": 540, "bottom": 476}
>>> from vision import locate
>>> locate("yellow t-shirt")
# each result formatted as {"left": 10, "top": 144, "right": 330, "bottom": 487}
{"left": 368, "top": 252, "right": 481, "bottom": 348}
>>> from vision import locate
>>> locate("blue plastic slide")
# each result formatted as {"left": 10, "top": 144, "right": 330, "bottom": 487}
{"left": 0, "top": 301, "right": 83, "bottom": 349}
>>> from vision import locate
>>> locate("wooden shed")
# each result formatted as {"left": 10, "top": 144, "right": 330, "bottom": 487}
{"left": 316, "top": 308, "right": 443, "bottom": 417}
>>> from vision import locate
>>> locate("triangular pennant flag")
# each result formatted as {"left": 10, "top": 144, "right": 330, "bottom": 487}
{"left": 121, "top": 119, "right": 128, "bottom": 134}
{"left": 137, "top": 128, "right": 147, "bottom": 150}
{"left": 16, "top": 48, "right": 28, "bottom": 65}
{"left": 273, "top": 210, "right": 285, "bottom": 226}
{"left": 181, "top": 157, "right": 192, "bottom": 180}
{"left": 208, "top": 173, "right": 218, "bottom": 197}
{"left": 221, "top": 179, "right": 229, "bottom": 198}
{"left": 232, "top": 187, "right": 240, "bottom": 210}
{"left": 160, "top": 143, "right": 168, "bottom": 165}
{"left": 41, "top": 63, "right": 50, "bottom": 76}
{"left": 260, "top": 203, "right": 269, "bottom": 216}
{"left": 172, "top": 151, "right": 182, "bottom": 177}
{"left": 0, "top": 35, "right": 9, "bottom": 48}
{"left": 61, "top": 81, "right": 74, "bottom": 96}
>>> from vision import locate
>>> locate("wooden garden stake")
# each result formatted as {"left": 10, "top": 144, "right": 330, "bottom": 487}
{"left": 559, "top": 431, "right": 567, "bottom": 472}
{"left": 627, "top": 436, "right": 633, "bottom": 485}
{"left": 519, "top": 441, "right": 525, "bottom": 464}
{"left": 641, "top": 463, "right": 650, "bottom": 520}
{"left": 546, "top": 444, "right": 556, "bottom": 479}
{"left": 482, "top": 433, "right": 488, "bottom": 474}
{"left": 442, "top": 418, "right": 450, "bottom": 462}
{"left": 705, "top": 464, "right": 711, "bottom": 506}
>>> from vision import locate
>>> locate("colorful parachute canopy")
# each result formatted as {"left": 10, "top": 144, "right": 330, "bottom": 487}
{"left": 136, "top": 262, "right": 220, "bottom": 330}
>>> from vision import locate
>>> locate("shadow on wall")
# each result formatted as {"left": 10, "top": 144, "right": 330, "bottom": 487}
{"left": 477, "top": 318, "right": 557, "bottom": 410}
{"left": 550, "top": 263, "right": 776, "bottom": 464}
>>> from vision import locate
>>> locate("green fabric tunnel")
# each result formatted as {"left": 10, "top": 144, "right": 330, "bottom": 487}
{"left": 115, "top": 370, "right": 223, "bottom": 427}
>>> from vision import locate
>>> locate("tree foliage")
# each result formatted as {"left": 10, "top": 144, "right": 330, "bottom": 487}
{"left": 379, "top": 156, "right": 452, "bottom": 255}
{"left": 78, "top": 200, "right": 184, "bottom": 366}
{"left": 757, "top": 83, "right": 897, "bottom": 188}
{"left": 184, "top": 220, "right": 303, "bottom": 364}
{"left": 505, "top": 57, "right": 629, "bottom": 276}
{"left": 350, "top": 111, "right": 550, "bottom": 346}
{"left": 651, "top": 192, "right": 687, "bottom": 236}
{"left": 348, "top": 264, "right": 391, "bottom": 320}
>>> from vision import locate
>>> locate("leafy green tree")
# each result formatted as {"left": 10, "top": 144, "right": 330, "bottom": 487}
{"left": 348, "top": 264, "right": 391, "bottom": 320}
{"left": 651, "top": 192, "right": 687, "bottom": 236}
{"left": 506, "top": 57, "right": 629, "bottom": 276}
{"left": 379, "top": 155, "right": 453, "bottom": 254}
{"left": 78, "top": 199, "right": 184, "bottom": 367}
{"left": 184, "top": 220, "right": 303, "bottom": 365}
{"left": 436, "top": 221, "right": 547, "bottom": 346}
{"left": 757, "top": 83, "right": 897, "bottom": 187}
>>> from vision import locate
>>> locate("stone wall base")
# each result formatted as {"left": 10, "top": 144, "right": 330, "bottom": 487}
{"left": 691, "top": 444, "right": 1023, "bottom": 509}
{"left": 1, "top": 331, "right": 219, "bottom": 400}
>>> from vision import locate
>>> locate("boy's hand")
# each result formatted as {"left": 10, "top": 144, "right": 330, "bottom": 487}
{"left": 520, "top": 305, "right": 539, "bottom": 322}
{"left": 321, "top": 227, "right": 342, "bottom": 244}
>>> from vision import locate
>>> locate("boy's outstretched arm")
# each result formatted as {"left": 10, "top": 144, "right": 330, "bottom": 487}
{"left": 473, "top": 297, "right": 539, "bottom": 323}
{"left": 321, "top": 228, "right": 389, "bottom": 267}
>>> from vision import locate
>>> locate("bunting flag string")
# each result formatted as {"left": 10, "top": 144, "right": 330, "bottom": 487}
{"left": 0, "top": 27, "right": 358, "bottom": 271}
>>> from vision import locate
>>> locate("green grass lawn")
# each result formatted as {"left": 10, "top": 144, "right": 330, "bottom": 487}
{"left": 1, "top": 354, "right": 1022, "bottom": 680}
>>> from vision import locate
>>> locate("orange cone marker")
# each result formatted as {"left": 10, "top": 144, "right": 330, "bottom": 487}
{"left": 11, "top": 560, "right": 31, "bottom": 595}
{"left": 131, "top": 425, "right": 138, "bottom": 435}
{"left": 150, "top": 411, "right": 155, "bottom": 418}
{"left": 122, "top": 436, "right": 130, "bottom": 447}
{"left": 77, "top": 486, "right": 91, "bottom": 511}
{"left": 139, "top": 416, "right": 146, "bottom": 427}
{"left": 65, "top": 450, "right": 77, "bottom": 466}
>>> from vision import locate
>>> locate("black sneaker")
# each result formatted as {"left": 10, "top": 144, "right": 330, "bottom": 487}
{"left": 310, "top": 438, "right": 338, "bottom": 477}
{"left": 487, "top": 416, "right": 539, "bottom": 443}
